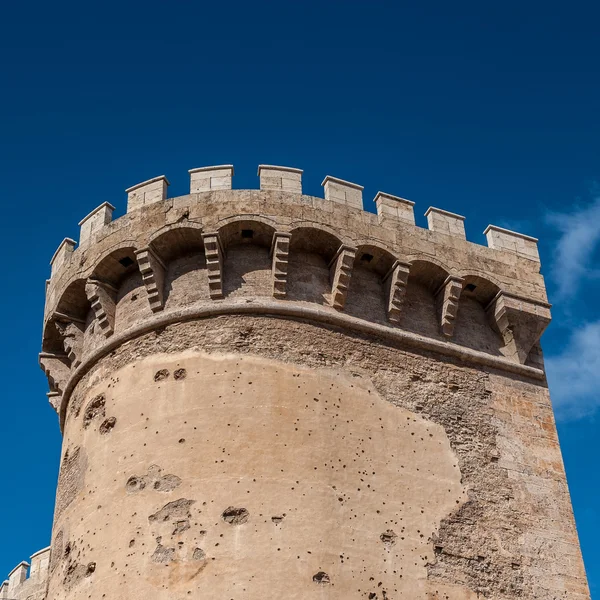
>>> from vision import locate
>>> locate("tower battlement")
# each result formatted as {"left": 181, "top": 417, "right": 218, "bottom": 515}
{"left": 41, "top": 164, "right": 550, "bottom": 429}
{"left": 0, "top": 547, "right": 50, "bottom": 600}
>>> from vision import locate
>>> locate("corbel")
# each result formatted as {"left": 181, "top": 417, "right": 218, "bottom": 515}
{"left": 51, "top": 310, "right": 86, "bottom": 368}
{"left": 202, "top": 232, "right": 225, "bottom": 299}
{"left": 383, "top": 260, "right": 411, "bottom": 323}
{"left": 85, "top": 278, "right": 118, "bottom": 336}
{"left": 39, "top": 351, "right": 71, "bottom": 412}
{"left": 486, "top": 292, "right": 551, "bottom": 364}
{"left": 435, "top": 276, "right": 464, "bottom": 337}
{"left": 329, "top": 245, "right": 357, "bottom": 310}
{"left": 135, "top": 247, "right": 166, "bottom": 312}
{"left": 270, "top": 232, "right": 291, "bottom": 299}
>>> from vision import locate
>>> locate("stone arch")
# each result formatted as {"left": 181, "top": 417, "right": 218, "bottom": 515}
{"left": 286, "top": 226, "right": 345, "bottom": 305}
{"left": 43, "top": 278, "right": 90, "bottom": 357}
{"left": 453, "top": 274, "right": 503, "bottom": 355}
{"left": 289, "top": 220, "right": 351, "bottom": 249}
{"left": 147, "top": 223, "right": 205, "bottom": 262}
{"left": 398, "top": 259, "right": 451, "bottom": 340}
{"left": 89, "top": 245, "right": 150, "bottom": 334}
{"left": 90, "top": 243, "right": 139, "bottom": 288}
{"left": 147, "top": 225, "right": 207, "bottom": 309}
{"left": 346, "top": 244, "right": 399, "bottom": 323}
{"left": 217, "top": 219, "right": 277, "bottom": 298}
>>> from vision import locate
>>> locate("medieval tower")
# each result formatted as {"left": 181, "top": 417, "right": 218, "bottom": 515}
{"left": 1, "top": 164, "right": 590, "bottom": 599}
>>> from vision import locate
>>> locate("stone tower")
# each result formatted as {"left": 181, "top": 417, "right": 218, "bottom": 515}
{"left": 4, "top": 164, "right": 589, "bottom": 599}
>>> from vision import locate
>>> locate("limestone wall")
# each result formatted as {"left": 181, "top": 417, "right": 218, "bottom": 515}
{"left": 45, "top": 318, "right": 589, "bottom": 599}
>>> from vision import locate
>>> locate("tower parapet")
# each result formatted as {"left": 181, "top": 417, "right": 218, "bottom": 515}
{"left": 41, "top": 163, "right": 550, "bottom": 428}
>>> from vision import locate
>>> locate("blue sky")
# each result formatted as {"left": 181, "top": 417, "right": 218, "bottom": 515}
{"left": 0, "top": 0, "right": 598, "bottom": 595}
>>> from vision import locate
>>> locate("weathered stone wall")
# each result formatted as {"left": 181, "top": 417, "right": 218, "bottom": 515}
{"left": 31, "top": 164, "right": 589, "bottom": 599}
{"left": 44, "top": 318, "right": 589, "bottom": 599}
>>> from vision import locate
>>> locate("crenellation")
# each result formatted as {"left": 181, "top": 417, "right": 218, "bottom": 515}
{"left": 426, "top": 207, "right": 466, "bottom": 239}
{"left": 322, "top": 175, "right": 364, "bottom": 209}
{"left": 189, "top": 165, "right": 234, "bottom": 193}
{"left": 78, "top": 202, "right": 115, "bottom": 246}
{"left": 1, "top": 548, "right": 51, "bottom": 600}
{"left": 8, "top": 562, "right": 28, "bottom": 590}
{"left": 50, "top": 238, "right": 76, "bottom": 278}
{"left": 126, "top": 175, "right": 169, "bottom": 213}
{"left": 484, "top": 224, "right": 540, "bottom": 261}
{"left": 41, "top": 169, "right": 555, "bottom": 398}
{"left": 258, "top": 165, "right": 303, "bottom": 193}
{"left": 375, "top": 191, "right": 415, "bottom": 226}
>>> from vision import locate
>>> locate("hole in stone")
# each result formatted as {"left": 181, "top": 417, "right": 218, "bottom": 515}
{"left": 360, "top": 253, "right": 374, "bottom": 263}
{"left": 380, "top": 529, "right": 397, "bottom": 546}
{"left": 154, "top": 369, "right": 170, "bottom": 382}
{"left": 464, "top": 283, "right": 477, "bottom": 292}
{"left": 313, "top": 572, "right": 330, "bottom": 585}
{"left": 174, "top": 368, "right": 187, "bottom": 381}
{"left": 241, "top": 229, "right": 254, "bottom": 239}
{"left": 221, "top": 506, "right": 249, "bottom": 525}
{"left": 99, "top": 417, "right": 117, "bottom": 435}
{"left": 119, "top": 256, "right": 134, "bottom": 268}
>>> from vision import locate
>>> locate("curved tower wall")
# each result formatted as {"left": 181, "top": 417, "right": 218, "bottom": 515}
{"left": 31, "top": 164, "right": 590, "bottom": 600}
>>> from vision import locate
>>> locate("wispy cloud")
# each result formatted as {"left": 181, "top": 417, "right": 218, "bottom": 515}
{"left": 546, "top": 321, "right": 600, "bottom": 421}
{"left": 546, "top": 196, "right": 600, "bottom": 300}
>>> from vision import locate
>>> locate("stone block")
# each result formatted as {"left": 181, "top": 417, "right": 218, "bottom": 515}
{"left": 484, "top": 225, "right": 540, "bottom": 261}
{"left": 258, "top": 165, "right": 303, "bottom": 193}
{"left": 29, "top": 547, "right": 51, "bottom": 581}
{"left": 374, "top": 192, "right": 415, "bottom": 225}
{"left": 7, "top": 562, "right": 28, "bottom": 591}
{"left": 78, "top": 202, "right": 115, "bottom": 245}
{"left": 126, "top": 176, "right": 169, "bottom": 212}
{"left": 425, "top": 207, "right": 466, "bottom": 239}
{"left": 322, "top": 175, "right": 363, "bottom": 209}
{"left": 189, "top": 165, "right": 234, "bottom": 193}
{"left": 49, "top": 238, "right": 76, "bottom": 278}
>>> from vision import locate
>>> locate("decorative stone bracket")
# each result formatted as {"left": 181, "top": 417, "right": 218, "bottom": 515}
{"left": 54, "top": 318, "right": 85, "bottom": 367}
{"left": 85, "top": 279, "right": 118, "bottom": 337}
{"left": 329, "top": 245, "right": 357, "bottom": 310}
{"left": 202, "top": 232, "right": 225, "bottom": 299}
{"left": 271, "top": 232, "right": 291, "bottom": 299}
{"left": 39, "top": 352, "right": 70, "bottom": 412}
{"left": 383, "top": 261, "right": 411, "bottom": 323}
{"left": 435, "top": 276, "right": 464, "bottom": 337}
{"left": 486, "top": 292, "right": 551, "bottom": 363}
{"left": 136, "top": 247, "right": 166, "bottom": 312}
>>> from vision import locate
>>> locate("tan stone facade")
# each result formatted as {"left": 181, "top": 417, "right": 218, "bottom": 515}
{"left": 3, "top": 164, "right": 589, "bottom": 598}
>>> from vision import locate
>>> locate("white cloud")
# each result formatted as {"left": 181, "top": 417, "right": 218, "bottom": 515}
{"left": 546, "top": 321, "right": 600, "bottom": 420}
{"left": 546, "top": 197, "right": 600, "bottom": 300}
